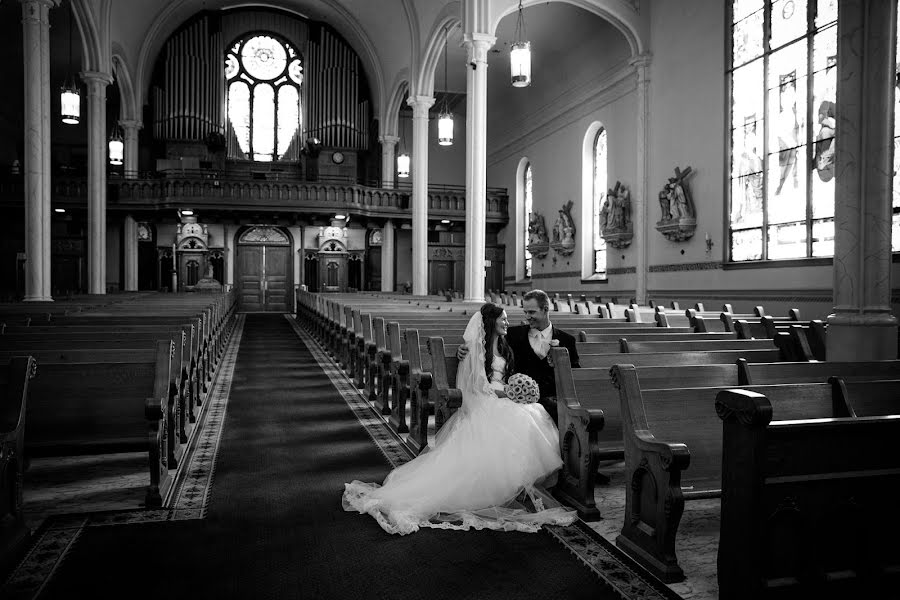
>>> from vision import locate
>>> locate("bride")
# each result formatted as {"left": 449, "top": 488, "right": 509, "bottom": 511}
{"left": 342, "top": 302, "right": 577, "bottom": 535}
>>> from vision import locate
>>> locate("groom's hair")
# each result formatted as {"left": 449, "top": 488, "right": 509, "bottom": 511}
{"left": 523, "top": 289, "right": 551, "bottom": 311}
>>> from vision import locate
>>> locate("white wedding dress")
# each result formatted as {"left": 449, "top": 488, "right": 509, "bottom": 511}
{"left": 342, "top": 312, "right": 577, "bottom": 535}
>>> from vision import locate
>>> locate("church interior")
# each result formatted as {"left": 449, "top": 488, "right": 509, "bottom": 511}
{"left": 1, "top": 0, "right": 900, "bottom": 598}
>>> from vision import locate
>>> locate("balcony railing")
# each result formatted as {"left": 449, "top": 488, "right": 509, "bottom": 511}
{"left": 1, "top": 172, "right": 509, "bottom": 223}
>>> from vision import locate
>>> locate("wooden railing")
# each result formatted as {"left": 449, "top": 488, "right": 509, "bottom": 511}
{"left": 0, "top": 174, "right": 509, "bottom": 223}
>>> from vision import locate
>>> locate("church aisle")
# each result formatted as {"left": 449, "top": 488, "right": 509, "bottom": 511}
{"left": 12, "top": 314, "right": 628, "bottom": 600}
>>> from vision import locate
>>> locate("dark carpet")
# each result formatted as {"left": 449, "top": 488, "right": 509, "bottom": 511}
{"left": 38, "top": 314, "right": 617, "bottom": 600}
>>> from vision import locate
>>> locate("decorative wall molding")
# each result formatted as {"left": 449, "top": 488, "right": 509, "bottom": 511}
{"left": 487, "top": 61, "right": 636, "bottom": 166}
{"left": 530, "top": 270, "right": 583, "bottom": 279}
{"left": 648, "top": 261, "right": 723, "bottom": 273}
{"left": 607, "top": 266, "right": 637, "bottom": 275}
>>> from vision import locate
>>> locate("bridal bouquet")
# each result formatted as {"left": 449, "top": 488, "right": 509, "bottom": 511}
{"left": 504, "top": 373, "right": 540, "bottom": 404}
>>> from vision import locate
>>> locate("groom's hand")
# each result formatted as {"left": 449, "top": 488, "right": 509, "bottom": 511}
{"left": 456, "top": 344, "right": 470, "bottom": 360}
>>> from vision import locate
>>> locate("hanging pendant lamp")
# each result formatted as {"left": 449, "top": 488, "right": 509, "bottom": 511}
{"left": 437, "top": 26, "right": 454, "bottom": 146}
{"left": 510, "top": 0, "right": 531, "bottom": 88}
{"left": 60, "top": 3, "right": 81, "bottom": 124}
{"left": 397, "top": 116, "right": 410, "bottom": 178}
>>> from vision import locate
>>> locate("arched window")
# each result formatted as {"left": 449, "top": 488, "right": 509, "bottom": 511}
{"left": 593, "top": 128, "right": 608, "bottom": 275}
{"left": 226, "top": 34, "right": 303, "bottom": 162}
{"left": 524, "top": 163, "right": 533, "bottom": 279}
{"left": 728, "top": 2, "right": 836, "bottom": 261}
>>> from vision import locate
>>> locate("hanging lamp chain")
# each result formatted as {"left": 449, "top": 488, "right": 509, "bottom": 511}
{"left": 514, "top": 0, "right": 526, "bottom": 43}
{"left": 67, "top": 3, "right": 74, "bottom": 86}
{"left": 443, "top": 25, "right": 450, "bottom": 113}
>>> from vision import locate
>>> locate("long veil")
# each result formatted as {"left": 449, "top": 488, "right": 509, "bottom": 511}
{"left": 434, "top": 311, "right": 494, "bottom": 446}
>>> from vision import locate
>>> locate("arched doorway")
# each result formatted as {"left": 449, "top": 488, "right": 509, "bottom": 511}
{"left": 236, "top": 226, "right": 293, "bottom": 312}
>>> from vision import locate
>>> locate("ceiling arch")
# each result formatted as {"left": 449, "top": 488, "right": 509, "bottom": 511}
{"left": 488, "top": 0, "right": 647, "bottom": 57}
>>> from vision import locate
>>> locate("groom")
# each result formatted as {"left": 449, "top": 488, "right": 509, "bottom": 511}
{"left": 458, "top": 289, "right": 580, "bottom": 423}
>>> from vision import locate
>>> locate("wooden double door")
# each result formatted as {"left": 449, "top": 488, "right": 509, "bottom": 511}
{"left": 238, "top": 245, "right": 291, "bottom": 312}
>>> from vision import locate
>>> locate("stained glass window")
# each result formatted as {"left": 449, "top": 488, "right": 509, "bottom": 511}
{"left": 593, "top": 129, "right": 608, "bottom": 276}
{"left": 226, "top": 34, "right": 303, "bottom": 162}
{"left": 524, "top": 163, "right": 533, "bottom": 279}
{"left": 893, "top": 7, "right": 900, "bottom": 251}
{"left": 729, "top": 1, "right": 836, "bottom": 261}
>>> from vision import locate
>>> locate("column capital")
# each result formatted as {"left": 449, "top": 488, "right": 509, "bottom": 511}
{"left": 20, "top": 0, "right": 57, "bottom": 16}
{"left": 80, "top": 70, "right": 114, "bottom": 87}
{"left": 379, "top": 135, "right": 400, "bottom": 146}
{"left": 407, "top": 95, "right": 435, "bottom": 112}
{"left": 462, "top": 33, "right": 496, "bottom": 48}
{"left": 119, "top": 119, "right": 143, "bottom": 131}
{"left": 462, "top": 34, "right": 495, "bottom": 63}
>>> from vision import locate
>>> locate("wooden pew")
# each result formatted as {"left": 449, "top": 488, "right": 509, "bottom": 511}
{"left": 610, "top": 364, "right": 900, "bottom": 582}
{"left": 717, "top": 389, "right": 900, "bottom": 599}
{"left": 0, "top": 356, "right": 36, "bottom": 573}
{"left": 388, "top": 326, "right": 464, "bottom": 437}
{"left": 425, "top": 336, "right": 461, "bottom": 438}
{"left": 552, "top": 350, "right": 783, "bottom": 520}
{"left": 620, "top": 338, "right": 776, "bottom": 353}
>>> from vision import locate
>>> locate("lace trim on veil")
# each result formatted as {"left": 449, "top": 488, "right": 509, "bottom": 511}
{"left": 343, "top": 481, "right": 576, "bottom": 536}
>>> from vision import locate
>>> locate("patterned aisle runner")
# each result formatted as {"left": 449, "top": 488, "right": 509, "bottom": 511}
{"left": 285, "top": 314, "right": 682, "bottom": 600}
{"left": 3, "top": 315, "right": 247, "bottom": 599}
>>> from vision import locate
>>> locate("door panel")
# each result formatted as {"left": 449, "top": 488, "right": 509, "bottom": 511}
{"left": 264, "top": 246, "right": 290, "bottom": 312}
{"left": 239, "top": 246, "right": 264, "bottom": 311}
{"left": 430, "top": 261, "right": 452, "bottom": 294}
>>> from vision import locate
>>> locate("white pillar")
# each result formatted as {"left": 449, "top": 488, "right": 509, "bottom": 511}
{"left": 120, "top": 119, "right": 141, "bottom": 180}
{"left": 224, "top": 224, "right": 235, "bottom": 289}
{"left": 826, "top": 0, "right": 898, "bottom": 360}
{"left": 632, "top": 54, "right": 651, "bottom": 305}
{"left": 462, "top": 34, "right": 495, "bottom": 302}
{"left": 82, "top": 71, "right": 113, "bottom": 295}
{"left": 123, "top": 215, "right": 138, "bottom": 291}
{"left": 21, "top": 0, "right": 54, "bottom": 301}
{"left": 408, "top": 96, "right": 434, "bottom": 296}
{"left": 381, "top": 219, "right": 395, "bottom": 292}
{"left": 380, "top": 135, "right": 399, "bottom": 189}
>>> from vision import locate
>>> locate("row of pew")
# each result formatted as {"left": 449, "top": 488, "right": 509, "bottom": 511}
{"left": 295, "top": 290, "right": 900, "bottom": 598}
{"left": 0, "top": 291, "right": 238, "bottom": 573}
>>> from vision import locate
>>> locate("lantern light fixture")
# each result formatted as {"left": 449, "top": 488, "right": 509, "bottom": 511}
{"left": 108, "top": 123, "right": 124, "bottom": 165}
{"left": 510, "top": 0, "right": 531, "bottom": 88}
{"left": 437, "top": 25, "right": 454, "bottom": 146}
{"left": 397, "top": 115, "right": 410, "bottom": 178}
{"left": 60, "top": 3, "right": 81, "bottom": 124}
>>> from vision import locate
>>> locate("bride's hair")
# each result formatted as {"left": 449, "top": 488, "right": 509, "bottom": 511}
{"left": 481, "top": 302, "right": 514, "bottom": 383}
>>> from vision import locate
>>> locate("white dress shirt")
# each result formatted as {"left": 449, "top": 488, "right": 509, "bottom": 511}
{"left": 528, "top": 324, "right": 553, "bottom": 358}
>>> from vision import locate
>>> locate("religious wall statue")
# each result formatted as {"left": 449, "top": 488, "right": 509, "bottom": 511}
{"left": 599, "top": 181, "right": 634, "bottom": 249}
{"left": 551, "top": 201, "right": 577, "bottom": 256}
{"left": 526, "top": 211, "right": 550, "bottom": 259}
{"left": 655, "top": 166, "right": 697, "bottom": 242}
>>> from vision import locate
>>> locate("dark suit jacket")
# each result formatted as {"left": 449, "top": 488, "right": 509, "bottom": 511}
{"left": 506, "top": 323, "right": 580, "bottom": 401}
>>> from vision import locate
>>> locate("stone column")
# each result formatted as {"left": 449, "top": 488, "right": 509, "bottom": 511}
{"left": 21, "top": 0, "right": 55, "bottom": 301}
{"left": 632, "top": 54, "right": 651, "bottom": 305}
{"left": 826, "top": 0, "right": 898, "bottom": 361}
{"left": 82, "top": 71, "right": 113, "bottom": 295}
{"left": 408, "top": 96, "right": 434, "bottom": 296}
{"left": 224, "top": 224, "right": 235, "bottom": 289}
{"left": 462, "top": 34, "right": 495, "bottom": 302}
{"left": 379, "top": 135, "right": 399, "bottom": 189}
{"left": 120, "top": 119, "right": 141, "bottom": 180}
{"left": 123, "top": 215, "right": 138, "bottom": 291}
{"left": 381, "top": 219, "right": 395, "bottom": 292}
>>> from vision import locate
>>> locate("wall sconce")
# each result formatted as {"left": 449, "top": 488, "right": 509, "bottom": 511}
{"left": 705, "top": 232, "right": 714, "bottom": 253}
